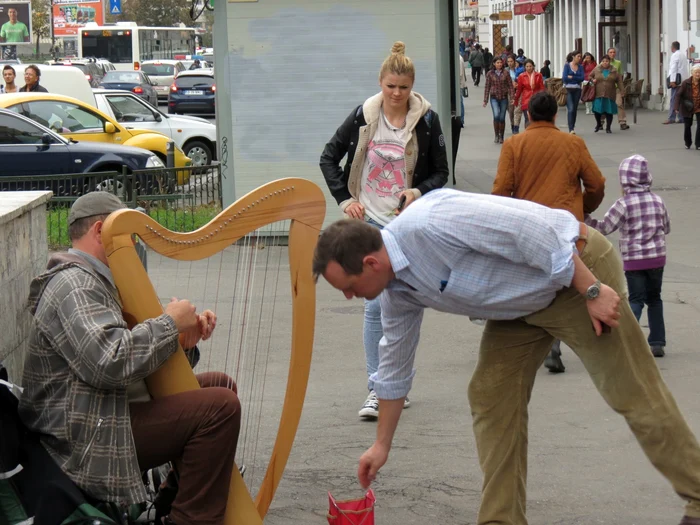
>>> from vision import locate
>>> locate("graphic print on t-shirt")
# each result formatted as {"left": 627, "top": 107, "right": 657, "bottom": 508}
{"left": 364, "top": 139, "right": 406, "bottom": 198}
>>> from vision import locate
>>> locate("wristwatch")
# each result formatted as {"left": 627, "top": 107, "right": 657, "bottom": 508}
{"left": 586, "top": 280, "right": 601, "bottom": 300}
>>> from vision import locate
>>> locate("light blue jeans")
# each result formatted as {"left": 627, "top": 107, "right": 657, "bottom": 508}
{"left": 364, "top": 217, "right": 384, "bottom": 391}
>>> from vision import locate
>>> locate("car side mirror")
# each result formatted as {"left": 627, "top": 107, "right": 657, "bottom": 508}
{"left": 154, "top": 113, "right": 162, "bottom": 122}
{"left": 41, "top": 133, "right": 52, "bottom": 145}
{"left": 104, "top": 122, "right": 117, "bottom": 134}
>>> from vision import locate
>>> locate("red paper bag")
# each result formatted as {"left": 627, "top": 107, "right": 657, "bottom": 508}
{"left": 327, "top": 489, "right": 376, "bottom": 525}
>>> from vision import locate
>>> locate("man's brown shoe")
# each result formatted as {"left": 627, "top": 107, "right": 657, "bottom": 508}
{"left": 679, "top": 516, "right": 700, "bottom": 525}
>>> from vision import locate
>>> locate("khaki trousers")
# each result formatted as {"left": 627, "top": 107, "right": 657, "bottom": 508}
{"left": 468, "top": 227, "right": 700, "bottom": 525}
{"left": 616, "top": 91, "right": 627, "bottom": 124}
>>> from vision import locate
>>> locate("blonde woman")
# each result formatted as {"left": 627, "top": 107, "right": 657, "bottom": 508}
{"left": 320, "top": 41, "right": 449, "bottom": 419}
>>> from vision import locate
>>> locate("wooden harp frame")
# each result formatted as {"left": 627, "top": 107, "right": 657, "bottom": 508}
{"left": 102, "top": 178, "right": 326, "bottom": 524}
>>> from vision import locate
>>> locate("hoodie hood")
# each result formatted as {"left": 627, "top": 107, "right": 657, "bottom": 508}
{"left": 27, "top": 252, "right": 92, "bottom": 315}
{"left": 362, "top": 91, "right": 432, "bottom": 133}
{"left": 619, "top": 154, "right": 652, "bottom": 194}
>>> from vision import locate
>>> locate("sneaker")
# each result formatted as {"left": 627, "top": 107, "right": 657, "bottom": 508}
{"left": 403, "top": 397, "right": 411, "bottom": 409}
{"left": 359, "top": 390, "right": 379, "bottom": 419}
{"left": 651, "top": 345, "right": 665, "bottom": 358}
{"left": 570, "top": 130, "right": 576, "bottom": 135}
{"left": 620, "top": 123, "right": 630, "bottom": 130}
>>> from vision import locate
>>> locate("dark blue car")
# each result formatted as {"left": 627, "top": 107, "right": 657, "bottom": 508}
{"left": 99, "top": 70, "right": 159, "bottom": 107}
{"left": 168, "top": 70, "right": 215, "bottom": 115}
{"left": 0, "top": 108, "right": 164, "bottom": 196}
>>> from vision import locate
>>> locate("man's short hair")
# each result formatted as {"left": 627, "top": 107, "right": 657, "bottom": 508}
{"left": 3, "top": 64, "right": 15, "bottom": 75}
{"left": 25, "top": 65, "right": 41, "bottom": 77}
{"left": 68, "top": 214, "right": 109, "bottom": 242}
{"left": 312, "top": 219, "right": 383, "bottom": 281}
{"left": 672, "top": 41, "right": 680, "bottom": 51}
{"left": 528, "top": 92, "right": 558, "bottom": 122}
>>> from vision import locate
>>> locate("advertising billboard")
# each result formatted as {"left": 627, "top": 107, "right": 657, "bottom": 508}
{"left": 0, "top": 0, "right": 32, "bottom": 45}
{"left": 53, "top": 0, "right": 103, "bottom": 37}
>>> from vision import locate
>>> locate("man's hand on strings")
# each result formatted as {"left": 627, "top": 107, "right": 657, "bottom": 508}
{"left": 358, "top": 442, "right": 389, "bottom": 489}
{"left": 165, "top": 298, "right": 198, "bottom": 334}
{"left": 198, "top": 309, "right": 217, "bottom": 341}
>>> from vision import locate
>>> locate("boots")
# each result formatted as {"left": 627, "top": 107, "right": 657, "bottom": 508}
{"left": 512, "top": 125, "right": 520, "bottom": 135}
{"left": 493, "top": 121, "right": 500, "bottom": 144}
{"left": 498, "top": 122, "right": 505, "bottom": 143}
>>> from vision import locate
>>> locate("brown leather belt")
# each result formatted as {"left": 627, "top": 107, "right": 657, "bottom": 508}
{"left": 576, "top": 223, "right": 588, "bottom": 255}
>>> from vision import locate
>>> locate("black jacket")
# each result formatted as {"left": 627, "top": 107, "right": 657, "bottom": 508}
{"left": 675, "top": 77, "right": 699, "bottom": 119}
{"left": 320, "top": 104, "right": 449, "bottom": 205}
{"left": 19, "top": 83, "right": 48, "bottom": 93}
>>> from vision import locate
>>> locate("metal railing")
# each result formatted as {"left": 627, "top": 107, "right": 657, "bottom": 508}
{"left": 0, "top": 164, "right": 223, "bottom": 249}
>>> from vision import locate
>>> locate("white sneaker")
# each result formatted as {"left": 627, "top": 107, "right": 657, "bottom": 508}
{"left": 359, "top": 391, "right": 411, "bottom": 418}
{"left": 359, "top": 390, "right": 379, "bottom": 418}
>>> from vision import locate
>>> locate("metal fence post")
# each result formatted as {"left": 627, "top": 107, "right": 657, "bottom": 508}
{"left": 166, "top": 141, "right": 175, "bottom": 168}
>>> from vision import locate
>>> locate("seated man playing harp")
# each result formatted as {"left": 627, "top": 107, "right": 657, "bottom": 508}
{"left": 18, "top": 192, "right": 241, "bottom": 525}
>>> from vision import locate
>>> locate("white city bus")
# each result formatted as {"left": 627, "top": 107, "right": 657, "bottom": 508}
{"left": 78, "top": 22, "right": 197, "bottom": 71}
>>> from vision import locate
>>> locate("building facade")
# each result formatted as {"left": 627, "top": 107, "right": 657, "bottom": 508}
{"left": 487, "top": 0, "right": 700, "bottom": 110}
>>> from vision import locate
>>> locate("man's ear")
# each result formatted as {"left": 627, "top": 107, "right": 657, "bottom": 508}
{"left": 94, "top": 220, "right": 104, "bottom": 245}
{"left": 363, "top": 254, "right": 381, "bottom": 271}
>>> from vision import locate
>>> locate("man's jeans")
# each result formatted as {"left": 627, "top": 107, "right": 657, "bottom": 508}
{"left": 468, "top": 228, "right": 700, "bottom": 524}
{"left": 364, "top": 217, "right": 384, "bottom": 390}
{"left": 625, "top": 267, "right": 666, "bottom": 346}
{"left": 668, "top": 87, "right": 680, "bottom": 122}
{"left": 566, "top": 88, "right": 582, "bottom": 131}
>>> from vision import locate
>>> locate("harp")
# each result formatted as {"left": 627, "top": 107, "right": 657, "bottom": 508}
{"left": 101, "top": 178, "right": 326, "bottom": 524}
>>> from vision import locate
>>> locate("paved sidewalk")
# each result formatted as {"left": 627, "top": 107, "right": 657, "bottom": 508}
{"left": 265, "top": 87, "right": 700, "bottom": 524}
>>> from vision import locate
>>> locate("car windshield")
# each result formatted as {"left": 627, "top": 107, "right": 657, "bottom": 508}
{"left": 142, "top": 63, "right": 175, "bottom": 76}
{"left": 57, "top": 63, "right": 88, "bottom": 74}
{"left": 175, "top": 75, "right": 213, "bottom": 88}
{"left": 104, "top": 71, "right": 141, "bottom": 83}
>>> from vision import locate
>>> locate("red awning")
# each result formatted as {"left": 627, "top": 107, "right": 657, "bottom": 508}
{"left": 513, "top": 0, "right": 550, "bottom": 15}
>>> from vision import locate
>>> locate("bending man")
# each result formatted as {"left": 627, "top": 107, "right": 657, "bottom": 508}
{"left": 313, "top": 188, "right": 700, "bottom": 525}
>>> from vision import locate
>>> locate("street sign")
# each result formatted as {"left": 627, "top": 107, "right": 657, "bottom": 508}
{"left": 110, "top": 0, "right": 121, "bottom": 14}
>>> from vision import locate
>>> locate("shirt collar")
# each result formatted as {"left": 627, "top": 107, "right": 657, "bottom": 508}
{"left": 381, "top": 229, "right": 410, "bottom": 275}
{"left": 68, "top": 248, "right": 116, "bottom": 288}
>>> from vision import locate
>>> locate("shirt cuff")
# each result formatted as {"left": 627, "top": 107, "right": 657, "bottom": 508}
{"left": 550, "top": 246, "right": 577, "bottom": 289}
{"left": 408, "top": 188, "right": 422, "bottom": 200}
{"left": 370, "top": 369, "right": 416, "bottom": 400}
{"left": 339, "top": 198, "right": 358, "bottom": 212}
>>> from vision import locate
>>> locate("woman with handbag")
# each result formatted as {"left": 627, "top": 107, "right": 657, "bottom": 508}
{"left": 514, "top": 59, "right": 545, "bottom": 129}
{"left": 674, "top": 64, "right": 700, "bottom": 149}
{"left": 319, "top": 41, "right": 448, "bottom": 420}
{"left": 589, "top": 54, "right": 622, "bottom": 134}
{"left": 562, "top": 50, "right": 584, "bottom": 134}
{"left": 582, "top": 52, "right": 597, "bottom": 114}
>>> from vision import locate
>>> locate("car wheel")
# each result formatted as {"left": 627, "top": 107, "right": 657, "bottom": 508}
{"left": 183, "top": 140, "right": 212, "bottom": 167}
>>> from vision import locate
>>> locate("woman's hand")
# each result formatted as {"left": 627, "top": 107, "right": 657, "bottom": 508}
{"left": 483, "top": 102, "right": 487, "bottom": 108}
{"left": 395, "top": 190, "right": 417, "bottom": 215}
{"left": 345, "top": 201, "right": 365, "bottom": 220}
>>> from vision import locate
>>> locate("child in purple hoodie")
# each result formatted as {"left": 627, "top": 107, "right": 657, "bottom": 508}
{"left": 585, "top": 155, "right": 671, "bottom": 357}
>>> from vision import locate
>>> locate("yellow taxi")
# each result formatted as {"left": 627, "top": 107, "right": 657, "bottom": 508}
{"left": 0, "top": 93, "right": 192, "bottom": 183}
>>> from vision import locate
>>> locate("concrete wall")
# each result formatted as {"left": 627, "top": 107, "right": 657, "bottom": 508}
{"left": 213, "top": 0, "right": 456, "bottom": 224}
{"left": 0, "top": 192, "right": 52, "bottom": 383}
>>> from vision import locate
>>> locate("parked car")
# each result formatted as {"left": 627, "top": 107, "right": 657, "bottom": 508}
{"left": 44, "top": 58, "right": 104, "bottom": 88}
{"left": 99, "top": 71, "right": 158, "bottom": 106}
{"left": 0, "top": 93, "right": 191, "bottom": 180}
{"left": 94, "top": 88, "right": 217, "bottom": 166}
{"left": 168, "top": 70, "right": 215, "bottom": 115}
{"left": 0, "top": 107, "right": 164, "bottom": 196}
{"left": 140, "top": 60, "right": 185, "bottom": 101}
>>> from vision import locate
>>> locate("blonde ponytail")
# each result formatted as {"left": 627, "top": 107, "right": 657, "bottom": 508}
{"left": 379, "top": 41, "right": 416, "bottom": 81}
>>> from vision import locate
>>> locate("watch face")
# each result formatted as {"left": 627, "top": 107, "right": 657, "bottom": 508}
{"left": 587, "top": 283, "right": 601, "bottom": 299}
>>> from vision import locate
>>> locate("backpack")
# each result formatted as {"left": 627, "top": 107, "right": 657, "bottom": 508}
{"left": 0, "top": 368, "right": 122, "bottom": 525}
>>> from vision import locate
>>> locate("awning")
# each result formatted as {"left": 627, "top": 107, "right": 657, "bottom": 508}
{"left": 513, "top": 0, "right": 550, "bottom": 15}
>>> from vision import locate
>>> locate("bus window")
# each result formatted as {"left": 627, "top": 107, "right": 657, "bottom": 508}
{"left": 81, "top": 32, "right": 132, "bottom": 64}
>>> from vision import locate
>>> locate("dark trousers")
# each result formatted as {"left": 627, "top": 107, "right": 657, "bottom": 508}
{"left": 472, "top": 66, "right": 482, "bottom": 85}
{"left": 131, "top": 372, "right": 241, "bottom": 525}
{"left": 566, "top": 88, "right": 581, "bottom": 131}
{"left": 684, "top": 114, "right": 700, "bottom": 148}
{"left": 625, "top": 267, "right": 666, "bottom": 346}
{"left": 594, "top": 112, "right": 613, "bottom": 130}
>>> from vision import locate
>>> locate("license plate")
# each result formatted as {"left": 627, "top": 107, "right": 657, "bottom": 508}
{"left": 185, "top": 90, "right": 204, "bottom": 95}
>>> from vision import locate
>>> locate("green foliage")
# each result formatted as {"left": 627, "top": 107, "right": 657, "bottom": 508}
{"left": 46, "top": 204, "right": 221, "bottom": 249}
{"left": 105, "top": 0, "right": 191, "bottom": 27}
{"left": 31, "top": 0, "right": 51, "bottom": 57}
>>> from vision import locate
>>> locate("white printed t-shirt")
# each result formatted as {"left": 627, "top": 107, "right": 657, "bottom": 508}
{"left": 359, "top": 109, "right": 410, "bottom": 226}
